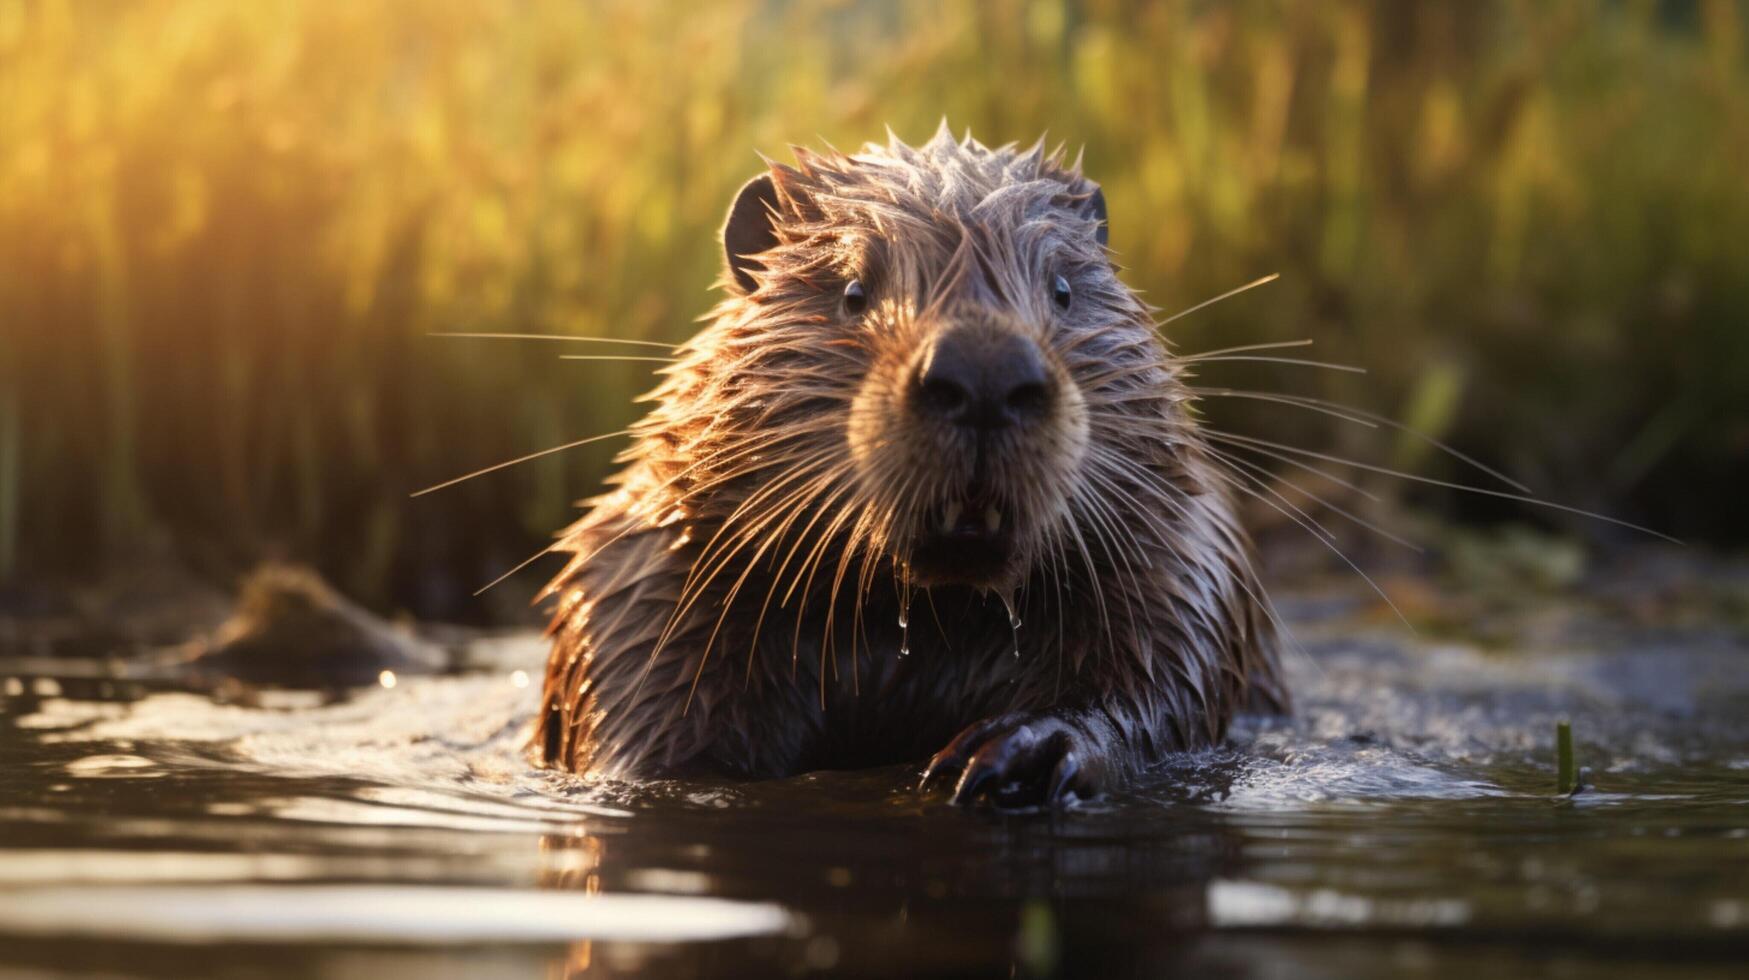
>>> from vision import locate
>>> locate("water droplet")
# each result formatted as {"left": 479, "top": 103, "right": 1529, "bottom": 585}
{"left": 898, "top": 582, "right": 913, "bottom": 658}
{"left": 997, "top": 591, "right": 1022, "bottom": 659}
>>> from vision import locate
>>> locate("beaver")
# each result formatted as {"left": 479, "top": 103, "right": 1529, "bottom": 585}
{"left": 533, "top": 127, "right": 1286, "bottom": 806}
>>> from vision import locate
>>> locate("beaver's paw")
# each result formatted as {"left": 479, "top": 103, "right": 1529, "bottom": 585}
{"left": 919, "top": 713, "right": 1106, "bottom": 807}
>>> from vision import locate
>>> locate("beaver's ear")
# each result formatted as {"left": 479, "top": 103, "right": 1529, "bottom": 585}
{"left": 1087, "top": 187, "right": 1109, "bottom": 248}
{"left": 723, "top": 173, "right": 781, "bottom": 294}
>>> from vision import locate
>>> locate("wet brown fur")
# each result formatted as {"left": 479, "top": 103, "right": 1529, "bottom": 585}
{"left": 534, "top": 127, "right": 1286, "bottom": 801}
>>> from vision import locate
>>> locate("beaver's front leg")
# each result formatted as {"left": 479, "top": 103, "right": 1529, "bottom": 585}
{"left": 919, "top": 707, "right": 1125, "bottom": 806}
{"left": 917, "top": 589, "right": 1275, "bottom": 806}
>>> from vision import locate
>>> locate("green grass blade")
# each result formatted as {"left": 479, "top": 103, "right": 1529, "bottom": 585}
{"left": 1556, "top": 720, "right": 1575, "bottom": 795}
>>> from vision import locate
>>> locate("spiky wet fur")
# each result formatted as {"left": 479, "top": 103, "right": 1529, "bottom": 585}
{"left": 534, "top": 128, "right": 1286, "bottom": 791}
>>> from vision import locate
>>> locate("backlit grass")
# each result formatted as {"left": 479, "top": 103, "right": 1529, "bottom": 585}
{"left": 2, "top": 0, "right": 1744, "bottom": 610}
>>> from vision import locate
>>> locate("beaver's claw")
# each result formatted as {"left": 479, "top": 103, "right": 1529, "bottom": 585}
{"left": 919, "top": 712, "right": 1104, "bottom": 807}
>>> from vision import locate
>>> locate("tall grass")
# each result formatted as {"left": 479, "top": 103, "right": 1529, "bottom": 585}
{"left": 2, "top": 0, "right": 1745, "bottom": 613}
{"left": 0, "top": 387, "right": 17, "bottom": 579}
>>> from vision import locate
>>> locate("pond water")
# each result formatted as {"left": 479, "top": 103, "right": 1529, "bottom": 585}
{"left": 3, "top": 578, "right": 1747, "bottom": 978}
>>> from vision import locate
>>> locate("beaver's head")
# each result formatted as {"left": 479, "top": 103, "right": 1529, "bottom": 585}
{"left": 662, "top": 129, "right": 1189, "bottom": 596}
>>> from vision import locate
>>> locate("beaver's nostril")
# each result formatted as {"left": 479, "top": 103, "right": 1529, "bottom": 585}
{"left": 1006, "top": 381, "right": 1051, "bottom": 418}
{"left": 912, "top": 325, "right": 1054, "bottom": 430}
{"left": 917, "top": 376, "right": 971, "bottom": 418}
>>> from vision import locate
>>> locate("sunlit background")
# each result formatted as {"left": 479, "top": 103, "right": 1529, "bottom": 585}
{"left": 3, "top": 0, "right": 1745, "bottom": 618}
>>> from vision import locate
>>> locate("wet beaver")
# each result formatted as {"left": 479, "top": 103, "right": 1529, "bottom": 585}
{"left": 534, "top": 128, "right": 1286, "bottom": 806}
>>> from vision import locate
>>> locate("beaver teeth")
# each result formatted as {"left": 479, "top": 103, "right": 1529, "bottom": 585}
{"left": 984, "top": 507, "right": 1001, "bottom": 533}
{"left": 942, "top": 501, "right": 962, "bottom": 532}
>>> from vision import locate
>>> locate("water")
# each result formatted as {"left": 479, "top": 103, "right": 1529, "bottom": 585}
{"left": 898, "top": 588, "right": 911, "bottom": 658}
{"left": 998, "top": 589, "right": 1021, "bottom": 659}
{"left": 2, "top": 587, "right": 1747, "bottom": 978}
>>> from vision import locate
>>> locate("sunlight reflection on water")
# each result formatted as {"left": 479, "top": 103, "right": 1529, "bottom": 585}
{"left": 0, "top": 884, "right": 791, "bottom": 945}
{"left": 2, "top": 613, "right": 1747, "bottom": 977}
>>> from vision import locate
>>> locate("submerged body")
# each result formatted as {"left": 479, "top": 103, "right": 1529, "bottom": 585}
{"left": 535, "top": 129, "right": 1285, "bottom": 805}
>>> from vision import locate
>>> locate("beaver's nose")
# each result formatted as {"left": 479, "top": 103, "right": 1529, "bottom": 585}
{"left": 912, "top": 326, "right": 1053, "bottom": 430}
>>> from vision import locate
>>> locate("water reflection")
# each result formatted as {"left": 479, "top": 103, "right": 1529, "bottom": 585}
{"left": 540, "top": 833, "right": 602, "bottom": 977}
{"left": 0, "top": 883, "right": 790, "bottom": 945}
{"left": 1, "top": 610, "right": 1747, "bottom": 977}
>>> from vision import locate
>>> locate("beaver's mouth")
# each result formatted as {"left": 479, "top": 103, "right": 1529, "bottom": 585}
{"left": 906, "top": 492, "right": 1016, "bottom": 585}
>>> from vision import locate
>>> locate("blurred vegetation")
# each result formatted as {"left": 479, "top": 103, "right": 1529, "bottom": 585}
{"left": 1, "top": 0, "right": 1745, "bottom": 617}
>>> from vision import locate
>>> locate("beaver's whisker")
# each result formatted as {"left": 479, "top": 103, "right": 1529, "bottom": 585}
{"left": 1044, "top": 531, "right": 1069, "bottom": 700}
{"left": 1192, "top": 388, "right": 1531, "bottom": 494}
{"left": 1207, "top": 430, "right": 1680, "bottom": 543}
{"left": 1202, "top": 434, "right": 1383, "bottom": 504}
{"left": 1086, "top": 443, "right": 1193, "bottom": 522}
{"left": 663, "top": 455, "right": 843, "bottom": 649}
{"left": 664, "top": 472, "right": 803, "bottom": 613}
{"left": 1167, "top": 427, "right": 1387, "bottom": 505}
{"left": 787, "top": 490, "right": 876, "bottom": 679}
{"left": 644, "top": 451, "right": 842, "bottom": 671}
{"left": 1204, "top": 445, "right": 1423, "bottom": 553}
{"left": 776, "top": 449, "right": 915, "bottom": 626}
{"left": 1203, "top": 461, "right": 1416, "bottom": 632}
{"left": 848, "top": 500, "right": 904, "bottom": 693}
{"left": 1077, "top": 497, "right": 1133, "bottom": 672}
{"left": 1078, "top": 459, "right": 1161, "bottom": 568}
{"left": 682, "top": 421, "right": 844, "bottom": 472}
{"left": 687, "top": 429, "right": 845, "bottom": 507}
{"left": 429, "top": 331, "right": 678, "bottom": 350}
{"left": 1086, "top": 451, "right": 1201, "bottom": 648}
{"left": 1196, "top": 499, "right": 1317, "bottom": 688}
{"left": 521, "top": 433, "right": 840, "bottom": 601}
{"left": 820, "top": 506, "right": 882, "bottom": 708}
{"left": 746, "top": 478, "right": 861, "bottom": 686}
{"left": 919, "top": 585, "right": 951, "bottom": 650}
{"left": 571, "top": 431, "right": 833, "bottom": 564}
{"left": 1204, "top": 430, "right": 1402, "bottom": 494}
{"left": 849, "top": 513, "right": 893, "bottom": 693}
{"left": 1076, "top": 467, "right": 1151, "bottom": 657}
{"left": 1183, "top": 355, "right": 1367, "bottom": 374}
{"left": 687, "top": 466, "right": 850, "bottom": 714}
{"left": 410, "top": 429, "right": 634, "bottom": 498}
{"left": 1103, "top": 442, "right": 1298, "bottom": 625}
{"left": 1191, "top": 387, "right": 1379, "bottom": 429}
{"left": 713, "top": 467, "right": 845, "bottom": 609}
{"left": 1155, "top": 272, "right": 1281, "bottom": 328}
{"left": 557, "top": 354, "right": 680, "bottom": 364}
{"left": 473, "top": 543, "right": 560, "bottom": 597}
{"left": 653, "top": 471, "right": 838, "bottom": 705}
{"left": 1178, "top": 338, "right": 1314, "bottom": 362}
{"left": 1230, "top": 555, "right": 1320, "bottom": 689}
{"left": 1092, "top": 429, "right": 1318, "bottom": 691}
{"left": 1060, "top": 489, "right": 1117, "bottom": 665}
{"left": 780, "top": 458, "right": 888, "bottom": 605}
{"left": 783, "top": 491, "right": 863, "bottom": 616}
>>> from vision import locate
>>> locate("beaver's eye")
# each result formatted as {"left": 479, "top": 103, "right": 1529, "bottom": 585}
{"left": 843, "top": 279, "right": 867, "bottom": 315}
{"left": 1052, "top": 274, "right": 1072, "bottom": 311}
